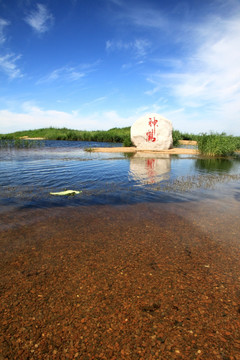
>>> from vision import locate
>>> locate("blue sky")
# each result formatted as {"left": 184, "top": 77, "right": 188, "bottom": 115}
{"left": 0, "top": 0, "right": 240, "bottom": 134}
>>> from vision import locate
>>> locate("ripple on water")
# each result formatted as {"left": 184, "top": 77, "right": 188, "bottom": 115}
{"left": 0, "top": 141, "right": 239, "bottom": 211}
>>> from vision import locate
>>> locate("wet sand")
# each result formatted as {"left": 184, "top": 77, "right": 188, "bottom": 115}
{"left": 91, "top": 140, "right": 199, "bottom": 155}
{"left": 19, "top": 136, "right": 45, "bottom": 140}
{"left": 92, "top": 147, "right": 199, "bottom": 155}
{"left": 179, "top": 140, "right": 198, "bottom": 146}
{"left": 1, "top": 198, "right": 240, "bottom": 360}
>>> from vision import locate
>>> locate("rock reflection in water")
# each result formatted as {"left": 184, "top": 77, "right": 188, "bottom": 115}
{"left": 129, "top": 153, "right": 171, "bottom": 184}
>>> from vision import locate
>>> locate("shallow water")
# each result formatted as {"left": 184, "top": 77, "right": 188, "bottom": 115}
{"left": 0, "top": 140, "right": 240, "bottom": 212}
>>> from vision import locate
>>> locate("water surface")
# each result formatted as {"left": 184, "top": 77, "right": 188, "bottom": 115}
{"left": 0, "top": 140, "right": 239, "bottom": 212}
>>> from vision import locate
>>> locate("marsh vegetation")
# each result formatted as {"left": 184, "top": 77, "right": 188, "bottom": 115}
{"left": 197, "top": 133, "right": 240, "bottom": 156}
{"left": 1, "top": 127, "right": 239, "bottom": 156}
{"left": 0, "top": 127, "right": 132, "bottom": 146}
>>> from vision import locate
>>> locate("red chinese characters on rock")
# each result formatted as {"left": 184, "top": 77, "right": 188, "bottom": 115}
{"left": 146, "top": 117, "right": 158, "bottom": 142}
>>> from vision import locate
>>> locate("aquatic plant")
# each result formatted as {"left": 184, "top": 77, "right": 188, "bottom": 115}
{"left": 197, "top": 133, "right": 238, "bottom": 156}
{"left": 172, "top": 130, "right": 181, "bottom": 146}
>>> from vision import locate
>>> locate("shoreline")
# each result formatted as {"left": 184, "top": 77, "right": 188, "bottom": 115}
{"left": 19, "top": 136, "right": 45, "bottom": 140}
{"left": 14, "top": 138, "right": 240, "bottom": 154}
{"left": 91, "top": 139, "right": 199, "bottom": 154}
{"left": 91, "top": 147, "right": 199, "bottom": 155}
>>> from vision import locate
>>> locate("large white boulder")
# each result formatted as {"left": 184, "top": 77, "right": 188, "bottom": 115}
{"left": 131, "top": 113, "right": 173, "bottom": 150}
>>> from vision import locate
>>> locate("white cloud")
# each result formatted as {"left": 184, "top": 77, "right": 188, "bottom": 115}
{"left": 106, "top": 39, "right": 151, "bottom": 57}
{"left": 0, "top": 106, "right": 135, "bottom": 133}
{"left": 24, "top": 3, "right": 54, "bottom": 33}
{"left": 0, "top": 19, "right": 23, "bottom": 79}
{"left": 125, "top": 6, "right": 167, "bottom": 30}
{"left": 80, "top": 97, "right": 107, "bottom": 108}
{"left": 145, "top": 12, "right": 240, "bottom": 135}
{"left": 107, "top": 0, "right": 167, "bottom": 30}
{"left": 37, "top": 61, "right": 100, "bottom": 84}
{"left": 0, "top": 53, "right": 23, "bottom": 79}
{"left": 37, "top": 66, "right": 85, "bottom": 84}
{"left": 121, "top": 63, "right": 132, "bottom": 70}
{"left": 0, "top": 18, "right": 10, "bottom": 44}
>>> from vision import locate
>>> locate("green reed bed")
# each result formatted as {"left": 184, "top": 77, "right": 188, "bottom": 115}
{"left": 197, "top": 133, "right": 239, "bottom": 157}
{"left": 0, "top": 127, "right": 133, "bottom": 147}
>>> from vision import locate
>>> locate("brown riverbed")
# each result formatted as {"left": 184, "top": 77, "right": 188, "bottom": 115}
{"left": 0, "top": 198, "right": 240, "bottom": 359}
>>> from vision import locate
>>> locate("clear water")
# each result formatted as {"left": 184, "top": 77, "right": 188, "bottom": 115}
{"left": 0, "top": 140, "right": 240, "bottom": 212}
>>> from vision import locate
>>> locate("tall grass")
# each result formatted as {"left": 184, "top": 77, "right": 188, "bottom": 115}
{"left": 197, "top": 133, "right": 238, "bottom": 156}
{"left": 0, "top": 127, "right": 132, "bottom": 145}
{"left": 172, "top": 130, "right": 182, "bottom": 146}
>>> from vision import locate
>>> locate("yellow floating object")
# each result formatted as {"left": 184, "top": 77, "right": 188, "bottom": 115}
{"left": 50, "top": 190, "right": 82, "bottom": 196}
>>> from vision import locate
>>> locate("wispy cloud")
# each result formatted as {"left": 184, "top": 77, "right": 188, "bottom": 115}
{"left": 106, "top": 39, "right": 151, "bottom": 57}
{"left": 24, "top": 3, "right": 54, "bottom": 34}
{"left": 0, "top": 53, "right": 23, "bottom": 79}
{"left": 0, "top": 18, "right": 10, "bottom": 44}
{"left": 106, "top": 0, "right": 167, "bottom": 29}
{"left": 0, "top": 18, "right": 23, "bottom": 79}
{"left": 37, "top": 66, "right": 86, "bottom": 84}
{"left": 37, "top": 61, "right": 100, "bottom": 84}
{"left": 124, "top": 6, "right": 167, "bottom": 30}
{"left": 80, "top": 97, "right": 107, "bottom": 108}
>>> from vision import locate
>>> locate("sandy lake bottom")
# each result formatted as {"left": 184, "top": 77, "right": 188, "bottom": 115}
{"left": 1, "top": 197, "right": 240, "bottom": 360}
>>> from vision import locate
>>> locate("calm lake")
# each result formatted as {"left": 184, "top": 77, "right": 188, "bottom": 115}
{"left": 0, "top": 140, "right": 240, "bottom": 212}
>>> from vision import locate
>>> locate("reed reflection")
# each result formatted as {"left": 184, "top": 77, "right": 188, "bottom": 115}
{"left": 195, "top": 158, "right": 234, "bottom": 173}
{"left": 129, "top": 153, "right": 171, "bottom": 184}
